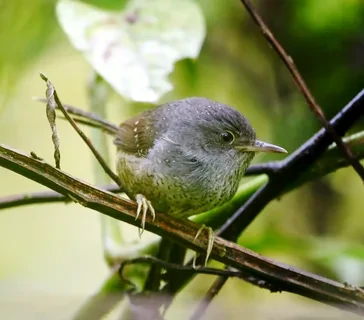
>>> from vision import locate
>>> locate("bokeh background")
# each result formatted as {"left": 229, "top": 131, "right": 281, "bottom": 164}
{"left": 0, "top": 0, "right": 364, "bottom": 319}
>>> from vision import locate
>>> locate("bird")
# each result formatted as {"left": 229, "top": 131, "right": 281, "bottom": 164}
{"left": 112, "top": 97, "right": 287, "bottom": 263}
{"left": 37, "top": 95, "right": 287, "bottom": 264}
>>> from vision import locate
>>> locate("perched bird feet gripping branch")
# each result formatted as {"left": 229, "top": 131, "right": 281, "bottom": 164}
{"left": 135, "top": 194, "right": 156, "bottom": 236}
{"left": 193, "top": 224, "right": 215, "bottom": 267}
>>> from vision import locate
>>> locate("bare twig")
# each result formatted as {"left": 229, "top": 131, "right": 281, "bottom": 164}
{"left": 39, "top": 73, "right": 123, "bottom": 188}
{"left": 33, "top": 97, "right": 119, "bottom": 135}
{"left": 119, "top": 256, "right": 243, "bottom": 280}
{"left": 240, "top": 0, "right": 364, "bottom": 181}
{"left": 43, "top": 78, "right": 61, "bottom": 169}
{"left": 1, "top": 144, "right": 364, "bottom": 315}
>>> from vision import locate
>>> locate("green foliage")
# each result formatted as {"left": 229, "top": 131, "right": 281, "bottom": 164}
{"left": 298, "top": 0, "right": 363, "bottom": 33}
{"left": 79, "top": 0, "right": 128, "bottom": 11}
{"left": 0, "top": 0, "right": 57, "bottom": 107}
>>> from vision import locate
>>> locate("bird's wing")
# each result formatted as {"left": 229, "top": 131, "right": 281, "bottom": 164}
{"left": 114, "top": 111, "right": 159, "bottom": 157}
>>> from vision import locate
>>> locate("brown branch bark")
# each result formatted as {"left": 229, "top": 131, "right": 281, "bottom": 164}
{"left": 1, "top": 143, "right": 364, "bottom": 315}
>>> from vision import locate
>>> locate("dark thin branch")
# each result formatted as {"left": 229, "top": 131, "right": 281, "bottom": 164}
{"left": 240, "top": 0, "right": 364, "bottom": 181}
{"left": 144, "top": 238, "right": 174, "bottom": 292}
{"left": 245, "top": 162, "right": 279, "bottom": 176}
{"left": 39, "top": 74, "right": 123, "bottom": 188}
{"left": 119, "top": 256, "right": 243, "bottom": 280}
{"left": 1, "top": 144, "right": 364, "bottom": 315}
{"left": 245, "top": 131, "right": 364, "bottom": 177}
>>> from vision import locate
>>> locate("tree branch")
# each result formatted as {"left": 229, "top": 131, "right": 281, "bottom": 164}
{"left": 245, "top": 131, "right": 364, "bottom": 178}
{"left": 1, "top": 144, "right": 364, "bottom": 314}
{"left": 239, "top": 0, "right": 364, "bottom": 181}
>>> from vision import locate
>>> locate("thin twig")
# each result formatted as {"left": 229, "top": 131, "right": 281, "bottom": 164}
{"left": 144, "top": 238, "right": 174, "bottom": 292}
{"left": 33, "top": 97, "right": 119, "bottom": 135}
{"left": 240, "top": 0, "right": 364, "bottom": 181}
{"left": 1, "top": 144, "right": 364, "bottom": 315}
{"left": 43, "top": 79, "right": 61, "bottom": 169}
{"left": 119, "top": 256, "right": 243, "bottom": 280}
{"left": 39, "top": 73, "right": 123, "bottom": 188}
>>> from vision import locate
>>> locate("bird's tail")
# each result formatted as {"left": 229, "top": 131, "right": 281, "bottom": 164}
{"left": 33, "top": 97, "right": 119, "bottom": 135}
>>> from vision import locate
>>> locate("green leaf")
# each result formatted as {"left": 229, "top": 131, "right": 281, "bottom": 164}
{"left": 298, "top": 0, "right": 362, "bottom": 33}
{"left": 79, "top": 0, "right": 128, "bottom": 11}
{"left": 56, "top": 0, "right": 206, "bottom": 103}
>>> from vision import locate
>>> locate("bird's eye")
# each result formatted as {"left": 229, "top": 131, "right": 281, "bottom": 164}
{"left": 220, "top": 131, "right": 235, "bottom": 144}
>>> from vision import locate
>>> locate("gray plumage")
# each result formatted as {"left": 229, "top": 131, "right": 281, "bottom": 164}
{"left": 114, "top": 97, "right": 258, "bottom": 218}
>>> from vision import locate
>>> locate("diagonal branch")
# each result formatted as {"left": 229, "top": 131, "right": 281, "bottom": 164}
{"left": 1, "top": 144, "right": 364, "bottom": 314}
{"left": 240, "top": 0, "right": 364, "bottom": 181}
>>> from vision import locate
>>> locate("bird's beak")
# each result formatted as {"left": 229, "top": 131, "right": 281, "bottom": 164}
{"left": 236, "top": 140, "right": 287, "bottom": 153}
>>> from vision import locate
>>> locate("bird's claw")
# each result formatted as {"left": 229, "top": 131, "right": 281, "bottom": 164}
{"left": 193, "top": 224, "right": 215, "bottom": 268}
{"left": 136, "top": 194, "right": 155, "bottom": 236}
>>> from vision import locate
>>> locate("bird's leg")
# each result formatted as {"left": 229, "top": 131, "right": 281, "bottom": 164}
{"left": 193, "top": 224, "right": 215, "bottom": 267}
{"left": 136, "top": 194, "right": 155, "bottom": 236}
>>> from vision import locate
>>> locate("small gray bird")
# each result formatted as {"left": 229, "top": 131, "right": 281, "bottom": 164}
{"left": 38, "top": 95, "right": 287, "bottom": 263}
{"left": 113, "top": 97, "right": 286, "bottom": 260}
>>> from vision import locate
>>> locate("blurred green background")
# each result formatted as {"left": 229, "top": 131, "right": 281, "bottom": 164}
{"left": 0, "top": 0, "right": 364, "bottom": 319}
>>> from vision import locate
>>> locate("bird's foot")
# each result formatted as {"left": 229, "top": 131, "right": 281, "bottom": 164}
{"left": 192, "top": 224, "right": 215, "bottom": 268}
{"left": 136, "top": 194, "right": 155, "bottom": 236}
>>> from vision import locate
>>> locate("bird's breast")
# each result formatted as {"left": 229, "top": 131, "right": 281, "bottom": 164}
{"left": 116, "top": 150, "right": 246, "bottom": 218}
